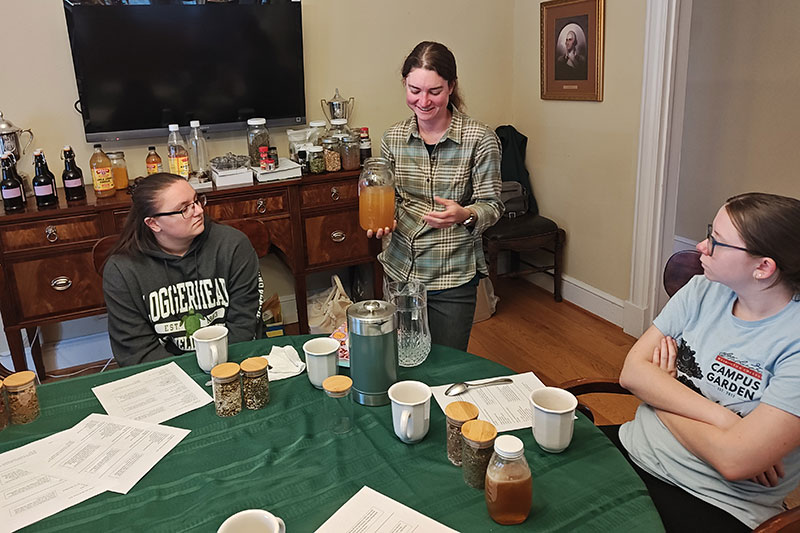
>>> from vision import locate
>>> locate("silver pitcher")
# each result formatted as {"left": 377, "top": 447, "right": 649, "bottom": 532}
{"left": 0, "top": 111, "right": 34, "bottom": 197}
{"left": 321, "top": 88, "right": 355, "bottom": 123}
{"left": 347, "top": 300, "right": 398, "bottom": 406}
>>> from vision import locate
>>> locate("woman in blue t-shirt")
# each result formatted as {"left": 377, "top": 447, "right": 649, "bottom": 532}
{"left": 615, "top": 192, "right": 800, "bottom": 531}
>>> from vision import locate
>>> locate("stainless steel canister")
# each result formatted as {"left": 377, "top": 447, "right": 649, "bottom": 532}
{"left": 347, "top": 300, "right": 398, "bottom": 406}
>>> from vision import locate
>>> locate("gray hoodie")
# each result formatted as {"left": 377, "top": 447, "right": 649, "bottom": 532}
{"left": 103, "top": 219, "right": 261, "bottom": 367}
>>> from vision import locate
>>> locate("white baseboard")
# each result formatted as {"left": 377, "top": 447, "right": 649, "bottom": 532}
{"left": 523, "top": 272, "right": 625, "bottom": 327}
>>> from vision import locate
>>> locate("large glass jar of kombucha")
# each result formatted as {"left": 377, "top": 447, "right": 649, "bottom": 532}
{"left": 358, "top": 157, "right": 395, "bottom": 232}
{"left": 485, "top": 435, "right": 532, "bottom": 525}
{"left": 107, "top": 151, "right": 129, "bottom": 190}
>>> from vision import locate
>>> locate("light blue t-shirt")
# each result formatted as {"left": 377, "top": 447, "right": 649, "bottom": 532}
{"left": 620, "top": 275, "right": 800, "bottom": 528}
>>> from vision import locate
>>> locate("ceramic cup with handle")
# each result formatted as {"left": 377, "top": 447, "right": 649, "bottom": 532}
{"left": 193, "top": 325, "right": 229, "bottom": 373}
{"left": 303, "top": 337, "right": 340, "bottom": 389}
{"left": 388, "top": 380, "right": 431, "bottom": 444}
{"left": 529, "top": 387, "right": 578, "bottom": 453}
{"left": 217, "top": 509, "right": 285, "bottom": 533}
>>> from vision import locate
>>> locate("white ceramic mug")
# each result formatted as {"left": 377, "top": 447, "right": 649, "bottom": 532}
{"left": 303, "top": 337, "right": 340, "bottom": 389}
{"left": 529, "top": 387, "right": 578, "bottom": 453}
{"left": 217, "top": 509, "right": 285, "bottom": 533}
{"left": 388, "top": 380, "right": 431, "bottom": 444}
{"left": 193, "top": 325, "right": 229, "bottom": 373}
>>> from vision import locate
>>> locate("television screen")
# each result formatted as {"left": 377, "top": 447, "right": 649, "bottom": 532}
{"left": 63, "top": 1, "right": 306, "bottom": 142}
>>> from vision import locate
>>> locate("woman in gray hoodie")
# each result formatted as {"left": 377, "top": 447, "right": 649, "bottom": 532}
{"left": 103, "top": 173, "right": 261, "bottom": 367}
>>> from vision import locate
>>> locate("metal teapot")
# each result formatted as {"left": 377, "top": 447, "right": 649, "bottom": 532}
{"left": 321, "top": 88, "right": 355, "bottom": 123}
{"left": 0, "top": 111, "right": 34, "bottom": 197}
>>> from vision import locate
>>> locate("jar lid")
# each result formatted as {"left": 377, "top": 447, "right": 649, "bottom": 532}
{"left": 309, "top": 120, "right": 326, "bottom": 128}
{"left": 323, "top": 375, "right": 352, "bottom": 395}
{"left": 445, "top": 401, "right": 479, "bottom": 423}
{"left": 211, "top": 362, "right": 240, "bottom": 379}
{"left": 107, "top": 151, "right": 125, "bottom": 159}
{"left": 240, "top": 357, "right": 268, "bottom": 373}
{"left": 347, "top": 300, "right": 397, "bottom": 336}
{"left": 330, "top": 118, "right": 348, "bottom": 126}
{"left": 461, "top": 419, "right": 497, "bottom": 446}
{"left": 189, "top": 120, "right": 200, "bottom": 128}
{"left": 258, "top": 146, "right": 270, "bottom": 153}
{"left": 494, "top": 435, "right": 524, "bottom": 459}
{"left": 4, "top": 370, "right": 36, "bottom": 390}
{"left": 168, "top": 124, "right": 179, "bottom": 131}
{"left": 340, "top": 136, "right": 358, "bottom": 143}
{"left": 247, "top": 117, "right": 267, "bottom": 126}
{"left": 322, "top": 138, "right": 339, "bottom": 146}
{"left": 308, "top": 146, "right": 323, "bottom": 153}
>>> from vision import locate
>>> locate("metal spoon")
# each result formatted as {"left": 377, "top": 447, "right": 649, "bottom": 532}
{"left": 444, "top": 377, "right": 514, "bottom": 396}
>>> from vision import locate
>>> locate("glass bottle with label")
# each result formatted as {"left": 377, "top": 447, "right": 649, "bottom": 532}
{"left": 90, "top": 144, "right": 115, "bottom": 198}
{"left": 107, "top": 151, "right": 129, "bottom": 191}
{"left": 359, "top": 127, "right": 372, "bottom": 165}
{"left": 167, "top": 124, "right": 191, "bottom": 178}
{"left": 32, "top": 149, "right": 58, "bottom": 208}
{"left": 145, "top": 146, "right": 163, "bottom": 175}
{"left": 485, "top": 435, "right": 532, "bottom": 525}
{"left": 1, "top": 152, "right": 26, "bottom": 212}
{"left": 61, "top": 145, "right": 86, "bottom": 201}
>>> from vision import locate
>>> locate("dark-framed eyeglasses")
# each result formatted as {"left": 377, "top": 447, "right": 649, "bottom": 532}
{"left": 706, "top": 224, "right": 751, "bottom": 256}
{"left": 149, "top": 194, "right": 207, "bottom": 219}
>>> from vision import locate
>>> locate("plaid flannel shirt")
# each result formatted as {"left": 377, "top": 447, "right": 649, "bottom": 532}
{"left": 379, "top": 108, "right": 503, "bottom": 291}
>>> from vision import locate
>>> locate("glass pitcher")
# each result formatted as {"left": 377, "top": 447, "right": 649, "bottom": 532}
{"left": 386, "top": 280, "right": 431, "bottom": 367}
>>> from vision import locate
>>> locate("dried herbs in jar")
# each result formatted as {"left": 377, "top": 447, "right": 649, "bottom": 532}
{"left": 4, "top": 371, "right": 40, "bottom": 425}
{"left": 0, "top": 379, "right": 9, "bottom": 431}
{"left": 445, "top": 401, "right": 479, "bottom": 466}
{"left": 241, "top": 357, "right": 269, "bottom": 410}
{"left": 211, "top": 362, "right": 242, "bottom": 417}
{"left": 461, "top": 419, "right": 497, "bottom": 489}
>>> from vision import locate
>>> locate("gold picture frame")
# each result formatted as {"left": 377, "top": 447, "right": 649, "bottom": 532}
{"left": 541, "top": 0, "right": 604, "bottom": 101}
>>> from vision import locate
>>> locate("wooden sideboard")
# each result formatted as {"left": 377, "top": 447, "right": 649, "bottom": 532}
{"left": 0, "top": 170, "right": 382, "bottom": 377}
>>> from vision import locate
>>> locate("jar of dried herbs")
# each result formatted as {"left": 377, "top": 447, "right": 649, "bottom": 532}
{"left": 4, "top": 370, "right": 40, "bottom": 425}
{"left": 461, "top": 419, "right": 497, "bottom": 489}
{"left": 0, "top": 379, "right": 9, "bottom": 431}
{"left": 241, "top": 357, "right": 269, "bottom": 410}
{"left": 340, "top": 135, "right": 361, "bottom": 171}
{"left": 211, "top": 362, "right": 242, "bottom": 417}
{"left": 247, "top": 117, "right": 270, "bottom": 166}
{"left": 445, "top": 401, "right": 479, "bottom": 466}
{"left": 322, "top": 138, "right": 342, "bottom": 172}
{"left": 308, "top": 146, "right": 325, "bottom": 174}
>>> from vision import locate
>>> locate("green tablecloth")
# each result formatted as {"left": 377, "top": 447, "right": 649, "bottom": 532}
{"left": 1, "top": 337, "right": 664, "bottom": 532}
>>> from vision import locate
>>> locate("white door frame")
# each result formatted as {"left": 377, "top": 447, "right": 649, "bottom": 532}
{"left": 624, "top": 0, "right": 693, "bottom": 337}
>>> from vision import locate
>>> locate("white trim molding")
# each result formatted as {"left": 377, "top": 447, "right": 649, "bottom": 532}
{"left": 525, "top": 273, "right": 625, "bottom": 327}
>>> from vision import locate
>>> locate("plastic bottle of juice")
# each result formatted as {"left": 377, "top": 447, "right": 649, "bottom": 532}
{"left": 167, "top": 124, "right": 191, "bottom": 178}
{"left": 89, "top": 144, "right": 115, "bottom": 198}
{"left": 145, "top": 146, "right": 163, "bottom": 175}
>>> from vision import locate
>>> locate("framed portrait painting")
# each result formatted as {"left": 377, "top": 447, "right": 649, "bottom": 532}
{"left": 541, "top": 0, "right": 605, "bottom": 101}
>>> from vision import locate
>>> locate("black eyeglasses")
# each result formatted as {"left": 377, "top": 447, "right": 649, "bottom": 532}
{"left": 706, "top": 224, "right": 751, "bottom": 256}
{"left": 149, "top": 194, "right": 207, "bottom": 219}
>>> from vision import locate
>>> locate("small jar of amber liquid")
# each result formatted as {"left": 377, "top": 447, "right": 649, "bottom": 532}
{"left": 485, "top": 435, "right": 532, "bottom": 525}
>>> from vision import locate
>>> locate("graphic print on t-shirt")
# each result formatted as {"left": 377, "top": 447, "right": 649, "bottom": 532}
{"left": 676, "top": 338, "right": 704, "bottom": 396}
{"left": 706, "top": 352, "right": 762, "bottom": 401}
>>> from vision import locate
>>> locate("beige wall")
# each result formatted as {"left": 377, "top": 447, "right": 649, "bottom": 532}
{"left": 675, "top": 0, "right": 800, "bottom": 242}
{"left": 511, "top": 0, "right": 647, "bottom": 299}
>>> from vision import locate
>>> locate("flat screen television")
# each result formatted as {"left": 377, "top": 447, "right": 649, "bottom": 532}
{"left": 63, "top": 1, "right": 306, "bottom": 142}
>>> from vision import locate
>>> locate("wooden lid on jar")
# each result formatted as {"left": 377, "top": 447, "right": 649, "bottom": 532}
{"left": 211, "top": 362, "right": 240, "bottom": 380}
{"left": 461, "top": 420, "right": 497, "bottom": 446}
{"left": 445, "top": 401, "right": 479, "bottom": 423}
{"left": 4, "top": 371, "right": 36, "bottom": 390}
{"left": 240, "top": 357, "right": 268, "bottom": 374}
{"left": 323, "top": 375, "right": 352, "bottom": 394}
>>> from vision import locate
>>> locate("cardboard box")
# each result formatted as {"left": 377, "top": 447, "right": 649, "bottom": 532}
{"left": 211, "top": 165, "right": 254, "bottom": 188}
{"left": 253, "top": 158, "right": 302, "bottom": 183}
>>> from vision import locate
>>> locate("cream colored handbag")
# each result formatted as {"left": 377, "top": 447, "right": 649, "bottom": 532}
{"left": 307, "top": 275, "right": 353, "bottom": 334}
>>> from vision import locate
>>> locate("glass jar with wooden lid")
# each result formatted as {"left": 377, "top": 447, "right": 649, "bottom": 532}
{"left": 322, "top": 375, "right": 353, "bottom": 435}
{"left": 211, "top": 362, "right": 242, "bottom": 417}
{"left": 4, "top": 370, "right": 40, "bottom": 425}
{"left": 461, "top": 419, "right": 497, "bottom": 489}
{"left": 241, "top": 357, "right": 269, "bottom": 410}
{"left": 0, "top": 378, "right": 9, "bottom": 431}
{"left": 445, "top": 401, "right": 479, "bottom": 466}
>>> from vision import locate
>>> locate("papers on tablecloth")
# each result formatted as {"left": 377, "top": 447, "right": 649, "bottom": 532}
{"left": 0, "top": 414, "right": 189, "bottom": 532}
{"left": 315, "top": 486, "right": 458, "bottom": 533}
{"left": 92, "top": 361, "right": 212, "bottom": 424}
{"left": 431, "top": 372, "right": 545, "bottom": 432}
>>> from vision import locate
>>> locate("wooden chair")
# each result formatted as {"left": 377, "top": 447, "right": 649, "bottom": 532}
{"left": 483, "top": 214, "right": 567, "bottom": 301}
{"left": 560, "top": 249, "right": 800, "bottom": 532}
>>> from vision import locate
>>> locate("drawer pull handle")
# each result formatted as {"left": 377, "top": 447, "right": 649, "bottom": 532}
{"left": 330, "top": 187, "right": 340, "bottom": 201}
{"left": 330, "top": 230, "right": 346, "bottom": 243}
{"left": 50, "top": 276, "right": 72, "bottom": 291}
{"left": 45, "top": 225, "right": 59, "bottom": 243}
{"left": 256, "top": 198, "right": 267, "bottom": 214}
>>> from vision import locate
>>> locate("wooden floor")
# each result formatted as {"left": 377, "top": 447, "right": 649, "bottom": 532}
{"left": 468, "top": 277, "right": 641, "bottom": 426}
